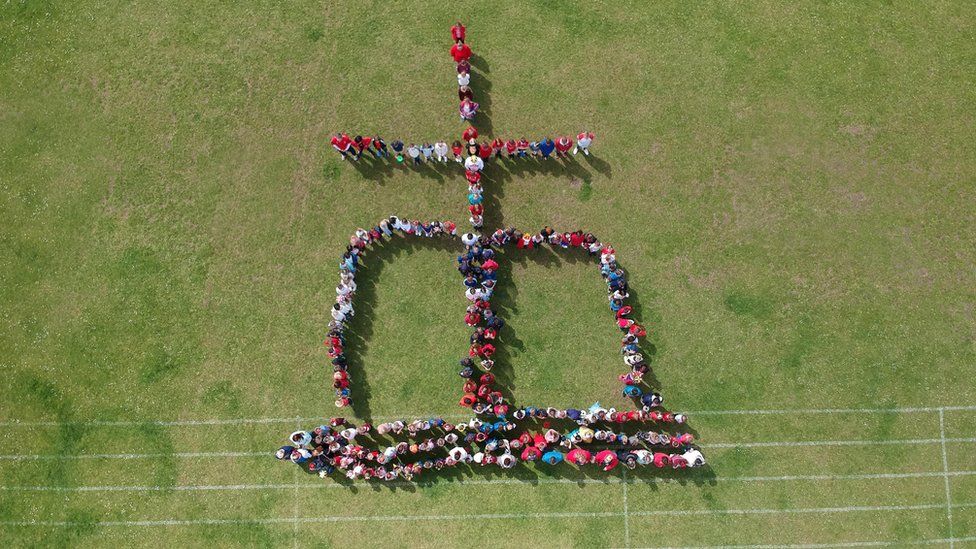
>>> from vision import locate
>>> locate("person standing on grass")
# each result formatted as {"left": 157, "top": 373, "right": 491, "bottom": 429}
{"left": 458, "top": 85, "right": 474, "bottom": 102}
{"left": 456, "top": 58, "right": 471, "bottom": 74}
{"left": 420, "top": 142, "right": 435, "bottom": 162}
{"left": 407, "top": 143, "right": 422, "bottom": 165}
{"left": 555, "top": 135, "right": 573, "bottom": 158}
{"left": 460, "top": 98, "right": 479, "bottom": 121}
{"left": 457, "top": 69, "right": 471, "bottom": 87}
{"left": 462, "top": 125, "right": 478, "bottom": 142}
{"left": 353, "top": 135, "right": 372, "bottom": 159}
{"left": 491, "top": 137, "right": 505, "bottom": 158}
{"left": 464, "top": 155, "right": 484, "bottom": 172}
{"left": 538, "top": 137, "right": 556, "bottom": 159}
{"left": 331, "top": 133, "right": 353, "bottom": 160}
{"left": 451, "top": 21, "right": 466, "bottom": 43}
{"left": 517, "top": 137, "right": 530, "bottom": 158}
{"left": 478, "top": 140, "right": 492, "bottom": 161}
{"left": 390, "top": 139, "right": 405, "bottom": 163}
{"left": 573, "top": 131, "right": 594, "bottom": 155}
{"left": 372, "top": 135, "right": 388, "bottom": 158}
{"left": 451, "top": 140, "right": 464, "bottom": 162}
{"left": 434, "top": 141, "right": 449, "bottom": 162}
{"left": 451, "top": 40, "right": 472, "bottom": 63}
{"left": 505, "top": 138, "right": 517, "bottom": 158}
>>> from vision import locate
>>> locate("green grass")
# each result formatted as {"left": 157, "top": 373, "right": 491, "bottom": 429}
{"left": 2, "top": 0, "right": 976, "bottom": 547}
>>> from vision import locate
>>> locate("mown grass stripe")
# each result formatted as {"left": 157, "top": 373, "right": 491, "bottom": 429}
{"left": 3, "top": 470, "right": 974, "bottom": 492}
{"left": 1, "top": 503, "right": 965, "bottom": 527}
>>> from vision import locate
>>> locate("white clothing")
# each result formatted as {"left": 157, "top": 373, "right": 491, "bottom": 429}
{"left": 682, "top": 448, "right": 705, "bottom": 467}
{"left": 464, "top": 155, "right": 484, "bottom": 172}
{"left": 457, "top": 72, "right": 470, "bottom": 86}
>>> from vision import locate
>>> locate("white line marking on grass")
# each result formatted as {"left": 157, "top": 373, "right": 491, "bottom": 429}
{"left": 0, "top": 503, "right": 961, "bottom": 527}
{"left": 622, "top": 468, "right": 630, "bottom": 549}
{"left": 687, "top": 405, "right": 976, "bottom": 416}
{"left": 0, "top": 414, "right": 474, "bottom": 428}
{"left": 6, "top": 438, "right": 976, "bottom": 461}
{"left": 5, "top": 470, "right": 974, "bottom": 492}
{"left": 0, "top": 451, "right": 268, "bottom": 460}
{"left": 3, "top": 404, "right": 976, "bottom": 428}
{"left": 628, "top": 534, "right": 976, "bottom": 548}
{"left": 292, "top": 417, "right": 301, "bottom": 549}
{"left": 706, "top": 438, "right": 949, "bottom": 449}
{"left": 939, "top": 409, "right": 955, "bottom": 549}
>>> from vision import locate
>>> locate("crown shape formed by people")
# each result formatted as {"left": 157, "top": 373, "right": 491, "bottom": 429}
{"left": 280, "top": 23, "right": 705, "bottom": 482}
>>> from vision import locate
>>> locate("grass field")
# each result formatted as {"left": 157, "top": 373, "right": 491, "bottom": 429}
{"left": 2, "top": 0, "right": 976, "bottom": 547}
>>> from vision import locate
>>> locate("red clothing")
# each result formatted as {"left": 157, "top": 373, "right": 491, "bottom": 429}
{"left": 338, "top": 134, "right": 353, "bottom": 151}
{"left": 491, "top": 138, "right": 504, "bottom": 151}
{"left": 481, "top": 258, "right": 498, "bottom": 271}
{"left": 521, "top": 446, "right": 542, "bottom": 461}
{"left": 450, "top": 43, "right": 472, "bottom": 62}
{"left": 577, "top": 131, "right": 594, "bottom": 141}
{"left": 451, "top": 23, "right": 466, "bottom": 42}
{"left": 462, "top": 127, "right": 478, "bottom": 141}
{"left": 469, "top": 204, "right": 483, "bottom": 216}
{"left": 569, "top": 233, "right": 584, "bottom": 247}
{"left": 452, "top": 143, "right": 463, "bottom": 156}
{"left": 505, "top": 140, "right": 517, "bottom": 153}
{"left": 478, "top": 143, "right": 492, "bottom": 159}
{"left": 465, "top": 170, "right": 481, "bottom": 184}
{"left": 517, "top": 138, "right": 529, "bottom": 151}
{"left": 653, "top": 452, "right": 670, "bottom": 468}
{"left": 330, "top": 135, "right": 343, "bottom": 149}
{"left": 356, "top": 136, "right": 372, "bottom": 151}
{"left": 555, "top": 137, "right": 573, "bottom": 152}
{"left": 479, "top": 373, "right": 495, "bottom": 385}
{"left": 481, "top": 343, "right": 495, "bottom": 357}
{"left": 567, "top": 448, "right": 592, "bottom": 465}
{"left": 595, "top": 450, "right": 619, "bottom": 471}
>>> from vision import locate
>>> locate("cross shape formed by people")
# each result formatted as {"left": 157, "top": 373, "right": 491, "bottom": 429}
{"left": 280, "top": 23, "right": 706, "bottom": 482}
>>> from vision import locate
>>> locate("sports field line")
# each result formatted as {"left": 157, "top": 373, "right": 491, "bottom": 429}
{"left": 4, "top": 502, "right": 974, "bottom": 527}
{"left": 629, "top": 535, "right": 976, "bottom": 548}
{"left": 2, "top": 404, "right": 976, "bottom": 428}
{"left": 4, "top": 437, "right": 976, "bottom": 461}
{"left": 2, "top": 470, "right": 974, "bottom": 492}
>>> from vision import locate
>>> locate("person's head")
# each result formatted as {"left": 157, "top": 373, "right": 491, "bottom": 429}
{"left": 354, "top": 135, "right": 362, "bottom": 143}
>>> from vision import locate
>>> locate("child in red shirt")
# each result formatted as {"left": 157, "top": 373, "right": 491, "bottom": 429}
{"left": 517, "top": 138, "right": 530, "bottom": 157}
{"left": 462, "top": 126, "right": 478, "bottom": 142}
{"left": 451, "top": 140, "right": 463, "bottom": 163}
{"left": 491, "top": 138, "right": 504, "bottom": 158}
{"left": 505, "top": 139, "right": 518, "bottom": 157}
{"left": 450, "top": 42, "right": 472, "bottom": 63}
{"left": 555, "top": 136, "right": 573, "bottom": 157}
{"left": 478, "top": 141, "right": 492, "bottom": 160}
{"left": 451, "top": 22, "right": 466, "bottom": 43}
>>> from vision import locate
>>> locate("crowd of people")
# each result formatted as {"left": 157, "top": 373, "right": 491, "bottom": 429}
{"left": 329, "top": 132, "right": 594, "bottom": 164}
{"left": 328, "top": 217, "right": 458, "bottom": 408}
{"left": 278, "top": 404, "right": 704, "bottom": 481}
{"left": 294, "top": 22, "right": 703, "bottom": 481}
